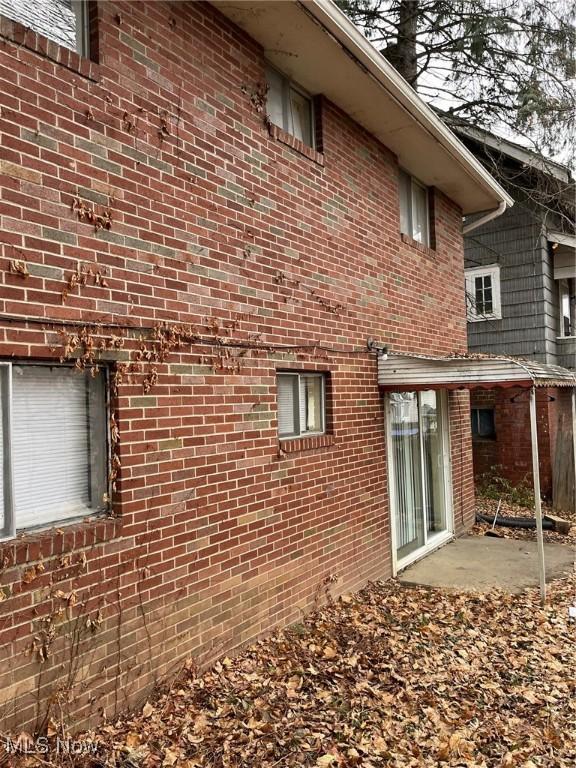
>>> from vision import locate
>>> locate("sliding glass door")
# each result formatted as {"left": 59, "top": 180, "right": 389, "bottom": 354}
{"left": 389, "top": 390, "right": 450, "bottom": 564}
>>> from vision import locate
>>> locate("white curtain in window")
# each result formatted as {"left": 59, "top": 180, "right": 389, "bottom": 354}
{"left": 398, "top": 170, "right": 411, "bottom": 236}
{"left": 411, "top": 182, "right": 429, "bottom": 244}
{"left": 289, "top": 88, "right": 312, "bottom": 146}
{"left": 301, "top": 375, "right": 322, "bottom": 432}
{"left": 265, "top": 66, "right": 285, "bottom": 130}
{"left": 390, "top": 392, "right": 423, "bottom": 554}
{"left": 12, "top": 365, "right": 92, "bottom": 529}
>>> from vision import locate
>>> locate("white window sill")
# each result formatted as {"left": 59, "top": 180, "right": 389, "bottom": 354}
{"left": 467, "top": 314, "right": 502, "bottom": 323}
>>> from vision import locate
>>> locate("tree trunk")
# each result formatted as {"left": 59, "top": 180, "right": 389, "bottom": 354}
{"left": 383, "top": 0, "right": 419, "bottom": 86}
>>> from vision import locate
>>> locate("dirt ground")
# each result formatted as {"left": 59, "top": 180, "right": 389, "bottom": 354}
{"left": 472, "top": 496, "right": 576, "bottom": 547}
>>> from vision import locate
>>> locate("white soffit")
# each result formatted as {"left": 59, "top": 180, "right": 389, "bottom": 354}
{"left": 549, "top": 231, "right": 576, "bottom": 279}
{"left": 210, "top": 0, "right": 513, "bottom": 215}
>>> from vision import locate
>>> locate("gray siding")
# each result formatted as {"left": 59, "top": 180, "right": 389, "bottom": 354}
{"left": 465, "top": 203, "right": 559, "bottom": 364}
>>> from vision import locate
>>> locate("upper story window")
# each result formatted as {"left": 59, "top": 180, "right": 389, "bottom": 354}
{"left": 265, "top": 65, "right": 315, "bottom": 148}
{"left": 558, "top": 278, "right": 574, "bottom": 337}
{"left": 277, "top": 372, "right": 325, "bottom": 439}
{"left": 465, "top": 264, "right": 502, "bottom": 322}
{"left": 0, "top": 0, "right": 89, "bottom": 56}
{"left": 399, "top": 170, "right": 430, "bottom": 246}
{"left": 0, "top": 363, "right": 108, "bottom": 541}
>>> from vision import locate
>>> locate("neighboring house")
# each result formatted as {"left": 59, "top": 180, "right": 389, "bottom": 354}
{"left": 0, "top": 0, "right": 511, "bottom": 731}
{"left": 454, "top": 124, "right": 576, "bottom": 501}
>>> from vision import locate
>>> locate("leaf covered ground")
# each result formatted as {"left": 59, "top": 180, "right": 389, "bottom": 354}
{"left": 6, "top": 569, "right": 576, "bottom": 768}
{"left": 472, "top": 496, "right": 576, "bottom": 547}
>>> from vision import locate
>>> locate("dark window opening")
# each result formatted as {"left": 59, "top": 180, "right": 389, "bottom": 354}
{"left": 471, "top": 407, "right": 496, "bottom": 439}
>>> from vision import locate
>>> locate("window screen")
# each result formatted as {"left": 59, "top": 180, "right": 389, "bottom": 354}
{"left": 277, "top": 372, "right": 325, "bottom": 438}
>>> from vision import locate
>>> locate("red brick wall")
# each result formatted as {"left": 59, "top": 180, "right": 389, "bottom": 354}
{"left": 0, "top": 0, "right": 474, "bottom": 731}
{"left": 470, "top": 387, "right": 564, "bottom": 498}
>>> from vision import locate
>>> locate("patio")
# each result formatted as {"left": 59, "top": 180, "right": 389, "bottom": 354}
{"left": 398, "top": 534, "right": 575, "bottom": 594}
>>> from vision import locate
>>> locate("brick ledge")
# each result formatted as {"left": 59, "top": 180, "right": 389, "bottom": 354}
{"left": 400, "top": 232, "right": 436, "bottom": 257}
{"left": 268, "top": 124, "right": 325, "bottom": 166}
{"left": 280, "top": 434, "right": 335, "bottom": 453}
{"left": 0, "top": 15, "right": 100, "bottom": 82}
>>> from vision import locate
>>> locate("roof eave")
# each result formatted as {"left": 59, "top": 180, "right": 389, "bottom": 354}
{"left": 209, "top": 0, "right": 512, "bottom": 214}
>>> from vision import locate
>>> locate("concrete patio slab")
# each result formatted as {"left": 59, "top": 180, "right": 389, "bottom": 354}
{"left": 398, "top": 535, "right": 575, "bottom": 593}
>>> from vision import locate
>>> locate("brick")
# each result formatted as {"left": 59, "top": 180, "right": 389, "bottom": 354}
{"left": 0, "top": 0, "right": 474, "bottom": 737}
{"left": 0, "top": 160, "right": 41, "bottom": 184}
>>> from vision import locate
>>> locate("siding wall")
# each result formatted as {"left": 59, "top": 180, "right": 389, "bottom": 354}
{"left": 465, "top": 202, "right": 559, "bottom": 364}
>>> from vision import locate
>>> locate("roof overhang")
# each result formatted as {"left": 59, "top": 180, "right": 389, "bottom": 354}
{"left": 379, "top": 353, "right": 576, "bottom": 391}
{"left": 209, "top": 0, "right": 513, "bottom": 215}
{"left": 448, "top": 122, "right": 573, "bottom": 184}
{"left": 548, "top": 231, "right": 576, "bottom": 280}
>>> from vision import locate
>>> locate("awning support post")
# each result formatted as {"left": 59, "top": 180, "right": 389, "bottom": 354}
{"left": 572, "top": 390, "right": 576, "bottom": 510}
{"left": 529, "top": 386, "right": 546, "bottom": 604}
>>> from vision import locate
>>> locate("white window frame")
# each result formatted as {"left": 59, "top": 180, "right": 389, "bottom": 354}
{"left": 0, "top": 362, "right": 109, "bottom": 542}
{"left": 265, "top": 64, "right": 315, "bottom": 149}
{"left": 277, "top": 372, "right": 326, "bottom": 439}
{"left": 399, "top": 169, "right": 430, "bottom": 247}
{"left": 465, "top": 264, "right": 502, "bottom": 322}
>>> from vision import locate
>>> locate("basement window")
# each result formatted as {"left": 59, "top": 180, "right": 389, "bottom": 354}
{"left": 0, "top": 363, "right": 108, "bottom": 541}
{"left": 0, "top": 0, "right": 90, "bottom": 56}
{"left": 471, "top": 407, "right": 496, "bottom": 439}
{"left": 277, "top": 372, "right": 325, "bottom": 439}
{"left": 465, "top": 264, "right": 502, "bottom": 322}
{"left": 265, "top": 65, "right": 315, "bottom": 148}
{"left": 399, "top": 170, "right": 430, "bottom": 246}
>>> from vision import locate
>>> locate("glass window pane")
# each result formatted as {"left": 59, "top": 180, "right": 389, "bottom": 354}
{"left": 470, "top": 409, "right": 479, "bottom": 437}
{"left": 399, "top": 171, "right": 411, "bottom": 236}
{"left": 390, "top": 392, "right": 424, "bottom": 557}
{"left": 474, "top": 276, "right": 484, "bottom": 314}
{"left": 411, "top": 181, "right": 429, "bottom": 245}
{"left": 289, "top": 87, "right": 313, "bottom": 146}
{"left": 420, "top": 391, "right": 446, "bottom": 534}
{"left": 11, "top": 365, "right": 106, "bottom": 530}
{"left": 277, "top": 374, "right": 298, "bottom": 437}
{"left": 265, "top": 66, "right": 286, "bottom": 130}
{"left": 300, "top": 375, "right": 323, "bottom": 433}
{"left": 478, "top": 408, "right": 495, "bottom": 437}
{"left": 0, "top": 0, "right": 84, "bottom": 53}
{"left": 560, "top": 280, "right": 571, "bottom": 336}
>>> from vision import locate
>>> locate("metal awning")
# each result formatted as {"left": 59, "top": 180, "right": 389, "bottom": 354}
{"left": 379, "top": 350, "right": 576, "bottom": 606}
{"left": 379, "top": 353, "right": 576, "bottom": 391}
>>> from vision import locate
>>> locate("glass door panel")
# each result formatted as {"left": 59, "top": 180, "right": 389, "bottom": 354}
{"left": 420, "top": 390, "right": 446, "bottom": 535}
{"left": 390, "top": 390, "right": 449, "bottom": 564}
{"left": 390, "top": 393, "right": 425, "bottom": 560}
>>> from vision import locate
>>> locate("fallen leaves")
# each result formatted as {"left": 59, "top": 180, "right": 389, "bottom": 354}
{"left": 6, "top": 571, "right": 576, "bottom": 767}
